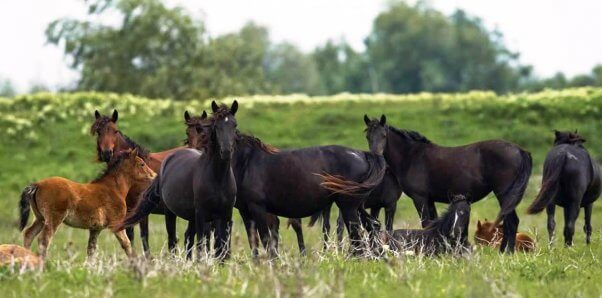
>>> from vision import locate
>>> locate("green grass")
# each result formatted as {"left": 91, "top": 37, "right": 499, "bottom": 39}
{"left": 1, "top": 90, "right": 602, "bottom": 297}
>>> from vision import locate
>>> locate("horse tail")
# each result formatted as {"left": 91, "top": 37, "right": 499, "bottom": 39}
{"left": 317, "top": 154, "right": 387, "bottom": 197}
{"left": 19, "top": 184, "right": 38, "bottom": 231}
{"left": 527, "top": 151, "right": 567, "bottom": 215}
{"left": 114, "top": 176, "right": 161, "bottom": 232}
{"left": 307, "top": 210, "right": 323, "bottom": 227}
{"left": 493, "top": 149, "right": 533, "bottom": 226}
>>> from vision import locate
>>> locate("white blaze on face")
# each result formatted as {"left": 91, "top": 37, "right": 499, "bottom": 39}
{"left": 567, "top": 152, "right": 578, "bottom": 161}
{"left": 225, "top": 117, "right": 229, "bottom": 122}
{"left": 451, "top": 211, "right": 459, "bottom": 237}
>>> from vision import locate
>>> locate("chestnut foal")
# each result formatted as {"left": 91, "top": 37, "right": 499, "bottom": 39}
{"left": 475, "top": 220, "right": 535, "bottom": 252}
{"left": 19, "top": 150, "right": 156, "bottom": 259}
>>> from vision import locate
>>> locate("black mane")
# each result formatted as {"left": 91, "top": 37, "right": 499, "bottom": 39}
{"left": 236, "top": 131, "right": 279, "bottom": 154}
{"left": 121, "top": 133, "right": 150, "bottom": 160}
{"left": 389, "top": 126, "right": 432, "bottom": 144}
{"left": 425, "top": 196, "right": 468, "bottom": 234}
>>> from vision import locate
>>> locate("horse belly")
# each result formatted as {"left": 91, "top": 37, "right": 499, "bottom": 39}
{"left": 64, "top": 208, "right": 107, "bottom": 230}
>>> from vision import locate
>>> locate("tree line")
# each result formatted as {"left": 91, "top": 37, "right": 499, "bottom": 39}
{"left": 2, "top": 0, "right": 602, "bottom": 99}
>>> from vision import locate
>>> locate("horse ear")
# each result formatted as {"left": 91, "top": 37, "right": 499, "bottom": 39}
{"left": 184, "top": 111, "right": 191, "bottom": 121}
{"left": 554, "top": 130, "right": 561, "bottom": 138}
{"left": 380, "top": 114, "right": 386, "bottom": 125}
{"left": 477, "top": 220, "right": 482, "bottom": 229}
{"left": 111, "top": 110, "right": 118, "bottom": 123}
{"left": 211, "top": 101, "right": 219, "bottom": 113}
{"left": 201, "top": 110, "right": 207, "bottom": 120}
{"left": 231, "top": 100, "right": 238, "bottom": 115}
{"left": 95, "top": 110, "right": 101, "bottom": 119}
{"left": 130, "top": 148, "right": 138, "bottom": 159}
{"left": 364, "top": 114, "right": 370, "bottom": 126}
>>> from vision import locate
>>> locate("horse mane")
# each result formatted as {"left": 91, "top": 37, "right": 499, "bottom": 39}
{"left": 236, "top": 131, "right": 279, "bottom": 154}
{"left": 388, "top": 126, "right": 432, "bottom": 144}
{"left": 92, "top": 153, "right": 128, "bottom": 183}
{"left": 120, "top": 133, "right": 150, "bottom": 160}
{"left": 424, "top": 196, "right": 468, "bottom": 233}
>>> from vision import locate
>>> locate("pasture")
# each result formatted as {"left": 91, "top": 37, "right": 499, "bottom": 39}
{"left": 1, "top": 89, "right": 602, "bottom": 297}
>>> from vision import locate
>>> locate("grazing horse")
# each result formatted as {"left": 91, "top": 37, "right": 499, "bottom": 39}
{"left": 19, "top": 150, "right": 156, "bottom": 259}
{"left": 380, "top": 195, "right": 471, "bottom": 255}
{"left": 92, "top": 109, "right": 191, "bottom": 256}
{"left": 118, "top": 101, "right": 239, "bottom": 261}
{"left": 475, "top": 220, "right": 535, "bottom": 252}
{"left": 527, "top": 130, "right": 601, "bottom": 246}
{"left": 363, "top": 114, "right": 532, "bottom": 253}
{"left": 232, "top": 137, "right": 387, "bottom": 257}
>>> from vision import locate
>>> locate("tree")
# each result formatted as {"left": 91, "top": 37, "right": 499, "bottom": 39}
{"left": 265, "top": 42, "right": 321, "bottom": 95}
{"left": 46, "top": 0, "right": 208, "bottom": 100}
{"left": 0, "top": 78, "right": 16, "bottom": 97}
{"left": 364, "top": 2, "right": 527, "bottom": 93}
{"left": 312, "top": 40, "right": 371, "bottom": 94}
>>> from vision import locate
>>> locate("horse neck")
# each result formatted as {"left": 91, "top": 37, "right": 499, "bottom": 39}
{"left": 384, "top": 129, "right": 413, "bottom": 170}
{"left": 92, "top": 170, "right": 131, "bottom": 199}
{"left": 114, "top": 132, "right": 133, "bottom": 154}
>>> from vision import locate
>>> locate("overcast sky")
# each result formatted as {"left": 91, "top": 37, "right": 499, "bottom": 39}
{"left": 1, "top": 0, "right": 601, "bottom": 92}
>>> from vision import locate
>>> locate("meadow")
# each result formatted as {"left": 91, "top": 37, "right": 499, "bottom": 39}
{"left": 1, "top": 89, "right": 602, "bottom": 297}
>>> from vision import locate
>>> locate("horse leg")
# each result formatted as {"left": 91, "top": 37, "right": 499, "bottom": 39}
{"left": 113, "top": 229, "right": 136, "bottom": 258}
{"left": 38, "top": 214, "right": 64, "bottom": 259}
{"left": 203, "top": 221, "right": 213, "bottom": 254}
{"left": 249, "top": 203, "right": 277, "bottom": 258}
{"left": 23, "top": 219, "right": 44, "bottom": 248}
{"left": 125, "top": 226, "right": 135, "bottom": 246}
{"left": 322, "top": 204, "right": 332, "bottom": 251}
{"left": 213, "top": 218, "right": 228, "bottom": 261}
{"left": 267, "top": 214, "right": 280, "bottom": 254}
{"left": 584, "top": 203, "right": 593, "bottom": 245}
{"left": 563, "top": 202, "right": 581, "bottom": 247}
{"left": 194, "top": 209, "right": 208, "bottom": 260}
{"left": 164, "top": 208, "right": 178, "bottom": 254}
{"left": 140, "top": 216, "right": 150, "bottom": 258}
{"left": 546, "top": 203, "right": 556, "bottom": 245}
{"left": 500, "top": 211, "right": 519, "bottom": 253}
{"left": 239, "top": 209, "right": 259, "bottom": 259}
{"left": 336, "top": 211, "right": 345, "bottom": 249}
{"left": 411, "top": 196, "right": 431, "bottom": 228}
{"left": 183, "top": 220, "right": 195, "bottom": 260}
{"left": 289, "top": 218, "right": 306, "bottom": 256}
{"left": 384, "top": 202, "right": 397, "bottom": 233}
{"left": 87, "top": 229, "right": 101, "bottom": 259}
{"left": 370, "top": 207, "right": 381, "bottom": 223}
{"left": 427, "top": 200, "right": 438, "bottom": 220}
{"left": 337, "top": 204, "right": 363, "bottom": 256}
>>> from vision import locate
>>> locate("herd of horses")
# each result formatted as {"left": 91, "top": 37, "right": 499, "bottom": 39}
{"left": 14, "top": 100, "right": 601, "bottom": 263}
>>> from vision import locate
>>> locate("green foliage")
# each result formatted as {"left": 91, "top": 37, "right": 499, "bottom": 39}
{"left": 2, "top": 90, "right": 602, "bottom": 296}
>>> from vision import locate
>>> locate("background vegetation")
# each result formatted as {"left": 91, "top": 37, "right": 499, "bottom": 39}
{"left": 1, "top": 89, "right": 601, "bottom": 296}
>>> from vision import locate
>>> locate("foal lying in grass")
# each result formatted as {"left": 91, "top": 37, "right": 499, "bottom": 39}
{"left": 18, "top": 149, "right": 155, "bottom": 259}
{"left": 475, "top": 220, "right": 535, "bottom": 252}
{"left": 380, "top": 195, "right": 471, "bottom": 255}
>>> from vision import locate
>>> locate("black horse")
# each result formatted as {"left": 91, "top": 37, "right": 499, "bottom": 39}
{"left": 231, "top": 139, "right": 387, "bottom": 257}
{"left": 380, "top": 195, "right": 471, "bottom": 255}
{"left": 363, "top": 114, "right": 532, "bottom": 253}
{"left": 119, "top": 101, "right": 238, "bottom": 260}
{"left": 527, "top": 130, "right": 601, "bottom": 246}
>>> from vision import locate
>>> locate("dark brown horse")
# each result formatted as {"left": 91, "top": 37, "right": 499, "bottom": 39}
{"left": 118, "top": 101, "right": 239, "bottom": 261}
{"left": 92, "top": 110, "right": 192, "bottom": 256}
{"left": 527, "top": 130, "right": 601, "bottom": 246}
{"left": 364, "top": 114, "right": 532, "bottom": 253}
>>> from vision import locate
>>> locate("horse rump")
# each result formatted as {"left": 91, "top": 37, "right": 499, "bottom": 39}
{"left": 316, "top": 154, "right": 387, "bottom": 197}
{"left": 527, "top": 151, "right": 567, "bottom": 214}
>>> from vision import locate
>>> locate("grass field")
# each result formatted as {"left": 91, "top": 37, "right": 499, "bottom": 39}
{"left": 1, "top": 89, "right": 602, "bottom": 297}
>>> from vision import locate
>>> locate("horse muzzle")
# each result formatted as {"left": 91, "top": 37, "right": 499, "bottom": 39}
{"left": 100, "top": 150, "right": 113, "bottom": 162}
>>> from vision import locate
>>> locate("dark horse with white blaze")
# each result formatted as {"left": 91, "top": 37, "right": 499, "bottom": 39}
{"left": 363, "top": 114, "right": 532, "bottom": 253}
{"left": 527, "top": 130, "right": 601, "bottom": 246}
{"left": 118, "top": 101, "right": 239, "bottom": 260}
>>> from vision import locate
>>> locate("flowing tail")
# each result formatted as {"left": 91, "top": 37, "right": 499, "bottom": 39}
{"left": 317, "top": 154, "right": 387, "bottom": 197}
{"left": 114, "top": 176, "right": 161, "bottom": 232}
{"left": 19, "top": 184, "right": 38, "bottom": 231}
{"left": 493, "top": 149, "right": 533, "bottom": 226}
{"left": 527, "top": 151, "right": 567, "bottom": 214}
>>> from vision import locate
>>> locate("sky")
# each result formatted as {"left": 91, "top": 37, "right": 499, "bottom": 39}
{"left": 0, "top": 0, "right": 601, "bottom": 92}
